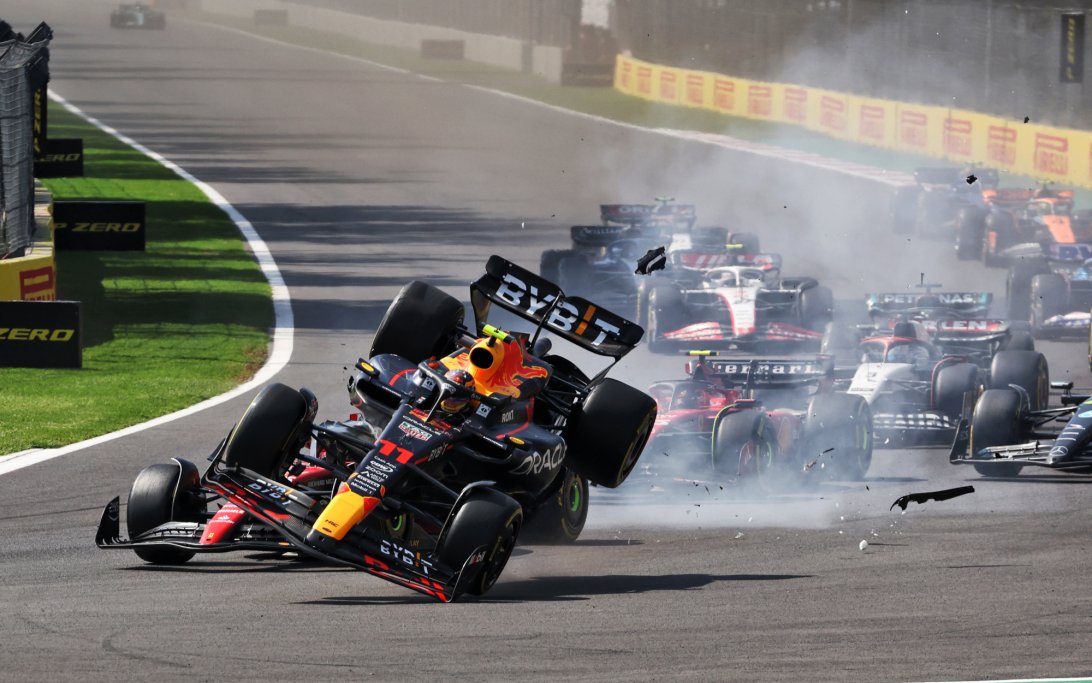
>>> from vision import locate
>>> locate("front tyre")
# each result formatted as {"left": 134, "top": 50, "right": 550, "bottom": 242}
{"left": 712, "top": 411, "right": 789, "bottom": 491}
{"left": 438, "top": 489, "right": 523, "bottom": 598}
{"left": 127, "top": 460, "right": 204, "bottom": 564}
{"left": 222, "top": 383, "right": 311, "bottom": 480}
{"left": 969, "top": 389, "right": 1025, "bottom": 477}
{"left": 804, "top": 393, "right": 873, "bottom": 481}
{"left": 369, "top": 281, "right": 464, "bottom": 363}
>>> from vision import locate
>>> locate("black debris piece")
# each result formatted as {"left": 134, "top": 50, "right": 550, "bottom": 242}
{"left": 890, "top": 485, "right": 974, "bottom": 511}
{"left": 1024, "top": 116, "right": 1030, "bottom": 123}
{"left": 635, "top": 246, "right": 667, "bottom": 275}
{"left": 966, "top": 174, "right": 977, "bottom": 185}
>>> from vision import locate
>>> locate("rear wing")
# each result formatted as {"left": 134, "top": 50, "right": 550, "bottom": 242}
{"left": 470, "top": 255, "right": 643, "bottom": 358}
{"left": 691, "top": 354, "right": 834, "bottom": 387}
{"left": 925, "top": 319, "right": 1010, "bottom": 344}
{"left": 600, "top": 203, "right": 696, "bottom": 229}
{"left": 1044, "top": 243, "right": 1092, "bottom": 263}
{"left": 570, "top": 224, "right": 626, "bottom": 247}
{"left": 866, "top": 291, "right": 991, "bottom": 314}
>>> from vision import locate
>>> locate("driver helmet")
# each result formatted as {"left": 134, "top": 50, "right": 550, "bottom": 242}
{"left": 440, "top": 368, "right": 475, "bottom": 413}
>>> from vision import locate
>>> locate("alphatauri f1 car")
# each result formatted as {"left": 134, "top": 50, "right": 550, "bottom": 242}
{"left": 97, "top": 256, "right": 657, "bottom": 602}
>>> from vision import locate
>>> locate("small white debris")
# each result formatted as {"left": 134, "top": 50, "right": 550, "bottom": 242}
{"left": 859, "top": 540, "right": 869, "bottom": 551}
{"left": 734, "top": 532, "right": 744, "bottom": 539}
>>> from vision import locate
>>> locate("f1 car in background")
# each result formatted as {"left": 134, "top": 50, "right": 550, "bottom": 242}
{"left": 110, "top": 3, "right": 166, "bottom": 29}
{"left": 96, "top": 256, "right": 657, "bottom": 601}
{"left": 1006, "top": 245, "right": 1092, "bottom": 338}
{"left": 950, "top": 381, "right": 1092, "bottom": 478}
{"left": 641, "top": 255, "right": 833, "bottom": 354}
{"left": 539, "top": 198, "right": 760, "bottom": 311}
{"left": 644, "top": 353, "right": 873, "bottom": 485}
{"left": 891, "top": 166, "right": 996, "bottom": 257}
{"left": 980, "top": 186, "right": 1092, "bottom": 267}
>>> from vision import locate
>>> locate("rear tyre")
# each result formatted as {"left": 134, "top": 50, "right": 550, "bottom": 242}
{"left": 557, "top": 253, "right": 591, "bottom": 297}
{"left": 438, "top": 488, "right": 522, "bottom": 598}
{"left": 647, "top": 284, "right": 686, "bottom": 354}
{"left": 983, "top": 212, "right": 1016, "bottom": 267}
{"left": 712, "top": 411, "right": 789, "bottom": 491}
{"left": 127, "top": 460, "right": 204, "bottom": 564}
{"left": 369, "top": 281, "right": 464, "bottom": 362}
{"left": 1006, "top": 258, "right": 1050, "bottom": 320}
{"left": 222, "top": 383, "right": 310, "bottom": 480}
{"left": 989, "top": 350, "right": 1049, "bottom": 411}
{"left": 563, "top": 379, "right": 657, "bottom": 488}
{"left": 1001, "top": 330, "right": 1035, "bottom": 351}
{"left": 804, "top": 393, "right": 873, "bottom": 481}
{"left": 521, "top": 469, "right": 589, "bottom": 544}
{"left": 798, "top": 285, "right": 834, "bottom": 332}
{"left": 1029, "top": 273, "right": 1068, "bottom": 336}
{"left": 539, "top": 249, "right": 569, "bottom": 286}
{"left": 955, "top": 207, "right": 985, "bottom": 260}
{"left": 969, "top": 389, "right": 1025, "bottom": 477}
{"left": 933, "top": 363, "right": 983, "bottom": 418}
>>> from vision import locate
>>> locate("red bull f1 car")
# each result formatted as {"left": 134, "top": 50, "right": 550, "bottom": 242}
{"left": 643, "top": 352, "right": 873, "bottom": 486}
{"left": 96, "top": 256, "right": 657, "bottom": 602}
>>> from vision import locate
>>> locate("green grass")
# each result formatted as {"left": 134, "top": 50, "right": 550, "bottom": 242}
{"left": 0, "top": 106, "right": 272, "bottom": 453}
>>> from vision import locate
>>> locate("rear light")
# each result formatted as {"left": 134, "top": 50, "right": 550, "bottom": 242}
{"left": 684, "top": 361, "right": 692, "bottom": 374}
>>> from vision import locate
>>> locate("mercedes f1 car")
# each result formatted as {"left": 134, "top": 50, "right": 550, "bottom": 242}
{"left": 96, "top": 256, "right": 657, "bottom": 602}
{"left": 644, "top": 353, "right": 872, "bottom": 485}
{"left": 110, "top": 3, "right": 166, "bottom": 29}
{"left": 950, "top": 381, "right": 1092, "bottom": 478}
{"left": 640, "top": 256, "right": 833, "bottom": 354}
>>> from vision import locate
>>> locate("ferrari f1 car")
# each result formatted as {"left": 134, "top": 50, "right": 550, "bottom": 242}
{"left": 840, "top": 318, "right": 1047, "bottom": 445}
{"left": 950, "top": 381, "right": 1092, "bottom": 478}
{"left": 110, "top": 3, "right": 166, "bottom": 29}
{"left": 640, "top": 255, "right": 833, "bottom": 354}
{"left": 891, "top": 166, "right": 996, "bottom": 257}
{"left": 96, "top": 256, "right": 657, "bottom": 602}
{"left": 645, "top": 352, "right": 873, "bottom": 485}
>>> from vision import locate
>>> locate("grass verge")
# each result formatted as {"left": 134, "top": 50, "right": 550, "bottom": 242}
{"left": 0, "top": 106, "right": 272, "bottom": 453}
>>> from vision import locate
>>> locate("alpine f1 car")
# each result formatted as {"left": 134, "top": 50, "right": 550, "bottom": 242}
{"left": 891, "top": 166, "right": 996, "bottom": 258}
{"left": 950, "top": 380, "right": 1092, "bottom": 478}
{"left": 644, "top": 352, "right": 873, "bottom": 485}
{"left": 96, "top": 256, "right": 657, "bottom": 602}
{"left": 1006, "top": 244, "right": 1092, "bottom": 338}
{"left": 840, "top": 319, "right": 1047, "bottom": 445}
{"left": 640, "top": 256, "right": 833, "bottom": 354}
{"left": 110, "top": 3, "right": 166, "bottom": 29}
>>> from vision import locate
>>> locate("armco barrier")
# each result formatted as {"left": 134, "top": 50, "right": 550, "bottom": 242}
{"left": 615, "top": 54, "right": 1092, "bottom": 189}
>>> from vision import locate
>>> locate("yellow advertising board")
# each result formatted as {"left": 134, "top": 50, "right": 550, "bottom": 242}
{"left": 614, "top": 54, "right": 1092, "bottom": 189}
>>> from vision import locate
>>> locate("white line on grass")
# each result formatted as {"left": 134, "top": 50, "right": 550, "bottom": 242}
{"left": 0, "top": 93, "right": 293, "bottom": 476}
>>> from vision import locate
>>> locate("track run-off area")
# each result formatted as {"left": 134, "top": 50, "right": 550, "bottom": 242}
{"left": 2, "top": 2, "right": 1091, "bottom": 681}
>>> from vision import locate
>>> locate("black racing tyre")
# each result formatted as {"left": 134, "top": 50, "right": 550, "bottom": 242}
{"left": 1006, "top": 258, "right": 1050, "bottom": 320}
{"left": 647, "top": 284, "right": 686, "bottom": 354}
{"left": 557, "top": 253, "right": 592, "bottom": 297}
{"left": 539, "top": 249, "right": 569, "bottom": 286}
{"left": 1029, "top": 273, "right": 1068, "bottom": 335}
{"left": 969, "top": 389, "right": 1025, "bottom": 477}
{"left": 798, "top": 285, "right": 834, "bottom": 331}
{"left": 563, "top": 378, "right": 657, "bottom": 488}
{"left": 369, "top": 280, "right": 464, "bottom": 363}
{"left": 728, "top": 231, "right": 761, "bottom": 254}
{"left": 1001, "top": 330, "right": 1035, "bottom": 351}
{"left": 520, "top": 469, "right": 589, "bottom": 544}
{"left": 989, "top": 349, "right": 1049, "bottom": 412}
{"left": 955, "top": 207, "right": 985, "bottom": 260}
{"left": 127, "top": 460, "right": 204, "bottom": 564}
{"left": 437, "top": 488, "right": 522, "bottom": 598}
{"left": 932, "top": 362, "right": 983, "bottom": 418}
{"left": 222, "top": 383, "right": 310, "bottom": 480}
{"left": 804, "top": 393, "right": 873, "bottom": 481}
{"left": 712, "top": 410, "right": 791, "bottom": 491}
{"left": 891, "top": 187, "right": 918, "bottom": 234}
{"left": 983, "top": 212, "right": 1016, "bottom": 267}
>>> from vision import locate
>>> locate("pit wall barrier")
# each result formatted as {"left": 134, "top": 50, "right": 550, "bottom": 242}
{"left": 197, "top": 0, "right": 565, "bottom": 83}
{"left": 615, "top": 54, "right": 1092, "bottom": 188}
{"left": 0, "top": 183, "right": 55, "bottom": 301}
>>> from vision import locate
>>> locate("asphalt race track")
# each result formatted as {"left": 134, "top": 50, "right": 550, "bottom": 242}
{"left": 2, "top": 3, "right": 1091, "bottom": 681}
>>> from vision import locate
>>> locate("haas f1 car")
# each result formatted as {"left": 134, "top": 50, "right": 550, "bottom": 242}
{"left": 110, "top": 3, "right": 166, "bottom": 29}
{"left": 96, "top": 256, "right": 657, "bottom": 602}
{"left": 645, "top": 352, "right": 873, "bottom": 485}
{"left": 950, "top": 381, "right": 1092, "bottom": 478}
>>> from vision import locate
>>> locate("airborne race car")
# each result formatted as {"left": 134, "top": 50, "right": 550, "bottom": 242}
{"left": 950, "top": 381, "right": 1092, "bottom": 478}
{"left": 110, "top": 3, "right": 166, "bottom": 29}
{"left": 640, "top": 255, "right": 833, "bottom": 354}
{"left": 96, "top": 256, "right": 657, "bottom": 602}
{"left": 644, "top": 353, "right": 873, "bottom": 485}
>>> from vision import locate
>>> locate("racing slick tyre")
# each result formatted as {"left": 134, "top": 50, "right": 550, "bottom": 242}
{"left": 798, "top": 285, "right": 834, "bottom": 332}
{"left": 438, "top": 488, "right": 522, "bottom": 598}
{"left": 222, "top": 383, "right": 311, "bottom": 480}
{"left": 539, "top": 249, "right": 569, "bottom": 286}
{"left": 1029, "top": 273, "right": 1068, "bottom": 337}
{"left": 932, "top": 362, "right": 983, "bottom": 419}
{"left": 1001, "top": 329, "right": 1036, "bottom": 351}
{"left": 557, "top": 253, "right": 592, "bottom": 297}
{"left": 1006, "top": 258, "right": 1050, "bottom": 320}
{"left": 520, "top": 469, "right": 589, "bottom": 544}
{"left": 989, "top": 349, "right": 1049, "bottom": 412}
{"left": 727, "top": 231, "right": 761, "bottom": 254}
{"left": 969, "top": 389, "right": 1025, "bottom": 477}
{"left": 127, "top": 460, "right": 204, "bottom": 564}
{"left": 982, "top": 212, "right": 1016, "bottom": 267}
{"left": 954, "top": 207, "right": 985, "bottom": 261}
{"left": 804, "top": 393, "right": 873, "bottom": 481}
{"left": 647, "top": 284, "right": 686, "bottom": 354}
{"left": 563, "top": 378, "right": 657, "bottom": 488}
{"left": 369, "top": 280, "right": 464, "bottom": 363}
{"left": 712, "top": 411, "right": 793, "bottom": 491}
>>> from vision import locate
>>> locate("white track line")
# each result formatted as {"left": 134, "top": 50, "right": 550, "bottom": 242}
{"left": 0, "top": 93, "right": 293, "bottom": 476}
